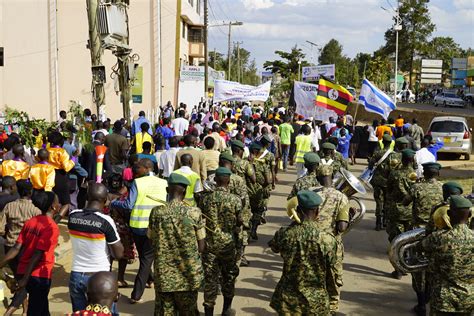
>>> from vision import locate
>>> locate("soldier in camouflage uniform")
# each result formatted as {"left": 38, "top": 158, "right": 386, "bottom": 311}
{"left": 148, "top": 173, "right": 206, "bottom": 316}
{"left": 200, "top": 167, "right": 242, "bottom": 316}
{"left": 426, "top": 181, "right": 464, "bottom": 235}
{"left": 369, "top": 134, "right": 394, "bottom": 230}
{"left": 260, "top": 134, "right": 277, "bottom": 188}
{"left": 269, "top": 190, "right": 340, "bottom": 316}
{"left": 319, "top": 141, "right": 347, "bottom": 176}
{"left": 386, "top": 148, "right": 417, "bottom": 279}
{"left": 248, "top": 143, "right": 271, "bottom": 240}
{"left": 316, "top": 164, "right": 350, "bottom": 313}
{"left": 219, "top": 149, "right": 251, "bottom": 266}
{"left": 422, "top": 196, "right": 474, "bottom": 315}
{"left": 287, "top": 152, "right": 321, "bottom": 200}
{"left": 403, "top": 162, "right": 444, "bottom": 315}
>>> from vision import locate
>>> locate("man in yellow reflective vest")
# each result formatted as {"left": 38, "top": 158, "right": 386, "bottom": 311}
{"left": 293, "top": 124, "right": 313, "bottom": 178}
{"left": 172, "top": 154, "right": 202, "bottom": 206}
{"left": 111, "top": 158, "right": 167, "bottom": 303}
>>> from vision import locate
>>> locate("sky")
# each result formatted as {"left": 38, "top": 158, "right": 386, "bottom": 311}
{"left": 207, "top": 0, "right": 474, "bottom": 71}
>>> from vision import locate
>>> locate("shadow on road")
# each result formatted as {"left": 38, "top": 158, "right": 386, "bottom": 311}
{"left": 343, "top": 263, "right": 390, "bottom": 278}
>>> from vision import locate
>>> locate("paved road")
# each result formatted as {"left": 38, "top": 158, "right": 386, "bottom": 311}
{"left": 398, "top": 102, "right": 474, "bottom": 117}
{"left": 2, "top": 164, "right": 416, "bottom": 315}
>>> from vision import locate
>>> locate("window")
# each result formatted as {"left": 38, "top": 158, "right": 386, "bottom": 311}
{"left": 430, "top": 121, "right": 465, "bottom": 133}
{"left": 196, "top": 0, "right": 201, "bottom": 14}
{"left": 0, "top": 47, "right": 3, "bottom": 67}
{"left": 188, "top": 28, "right": 203, "bottom": 43}
{"left": 182, "top": 21, "right": 186, "bottom": 38}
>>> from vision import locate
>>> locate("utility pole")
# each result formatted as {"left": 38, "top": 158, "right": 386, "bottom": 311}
{"left": 86, "top": 0, "right": 105, "bottom": 115}
{"left": 227, "top": 23, "right": 232, "bottom": 81}
{"left": 203, "top": 0, "right": 208, "bottom": 97}
{"left": 236, "top": 42, "right": 240, "bottom": 82}
{"left": 213, "top": 48, "right": 216, "bottom": 69}
{"left": 394, "top": 0, "right": 401, "bottom": 106}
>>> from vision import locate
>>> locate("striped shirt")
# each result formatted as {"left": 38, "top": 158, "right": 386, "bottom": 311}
{"left": 0, "top": 199, "right": 41, "bottom": 247}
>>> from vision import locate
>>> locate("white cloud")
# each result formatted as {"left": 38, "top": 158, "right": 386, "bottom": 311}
{"left": 453, "top": 0, "right": 474, "bottom": 9}
{"left": 242, "top": 0, "right": 274, "bottom": 10}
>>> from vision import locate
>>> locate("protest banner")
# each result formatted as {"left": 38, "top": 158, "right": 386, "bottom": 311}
{"left": 214, "top": 80, "right": 271, "bottom": 103}
{"left": 294, "top": 81, "right": 338, "bottom": 122}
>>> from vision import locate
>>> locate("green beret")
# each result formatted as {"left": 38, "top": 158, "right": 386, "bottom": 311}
{"left": 168, "top": 173, "right": 190, "bottom": 186}
{"left": 401, "top": 148, "right": 416, "bottom": 158}
{"left": 231, "top": 140, "right": 245, "bottom": 149}
{"left": 422, "top": 162, "right": 442, "bottom": 171}
{"left": 395, "top": 137, "right": 409, "bottom": 144}
{"left": 449, "top": 195, "right": 472, "bottom": 209}
{"left": 303, "top": 152, "right": 320, "bottom": 165}
{"left": 249, "top": 143, "right": 262, "bottom": 152}
{"left": 297, "top": 190, "right": 323, "bottom": 209}
{"left": 215, "top": 167, "right": 232, "bottom": 176}
{"left": 261, "top": 135, "right": 272, "bottom": 144}
{"left": 219, "top": 152, "right": 235, "bottom": 163}
{"left": 442, "top": 181, "right": 464, "bottom": 195}
{"left": 317, "top": 164, "right": 333, "bottom": 177}
{"left": 383, "top": 134, "right": 393, "bottom": 142}
{"left": 322, "top": 142, "right": 336, "bottom": 150}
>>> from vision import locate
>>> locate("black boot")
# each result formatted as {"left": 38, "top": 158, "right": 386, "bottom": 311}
{"left": 413, "top": 292, "right": 426, "bottom": 316}
{"left": 222, "top": 296, "right": 234, "bottom": 316}
{"left": 375, "top": 216, "right": 382, "bottom": 231}
{"left": 205, "top": 306, "right": 214, "bottom": 316}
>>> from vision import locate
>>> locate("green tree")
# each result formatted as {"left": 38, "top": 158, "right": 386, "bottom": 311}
{"left": 382, "top": 0, "right": 435, "bottom": 88}
{"left": 366, "top": 55, "right": 391, "bottom": 88}
{"left": 318, "top": 39, "right": 354, "bottom": 85}
{"left": 422, "top": 36, "right": 463, "bottom": 78}
{"left": 353, "top": 53, "right": 372, "bottom": 79}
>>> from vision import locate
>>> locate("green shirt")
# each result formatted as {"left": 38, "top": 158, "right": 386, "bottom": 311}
{"left": 279, "top": 123, "right": 294, "bottom": 145}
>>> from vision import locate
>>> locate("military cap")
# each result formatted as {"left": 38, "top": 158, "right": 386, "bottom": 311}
{"left": 261, "top": 134, "right": 272, "bottom": 144}
{"left": 449, "top": 195, "right": 472, "bottom": 209}
{"left": 231, "top": 140, "right": 245, "bottom": 149}
{"left": 422, "top": 162, "right": 442, "bottom": 170}
{"left": 395, "top": 136, "right": 409, "bottom": 144}
{"left": 215, "top": 167, "right": 232, "bottom": 176}
{"left": 442, "top": 181, "right": 463, "bottom": 195}
{"left": 317, "top": 164, "right": 333, "bottom": 177}
{"left": 321, "top": 142, "right": 336, "bottom": 150}
{"left": 168, "top": 173, "right": 190, "bottom": 186}
{"left": 383, "top": 134, "right": 393, "bottom": 142}
{"left": 249, "top": 143, "right": 262, "bottom": 151}
{"left": 401, "top": 148, "right": 416, "bottom": 158}
{"left": 303, "top": 152, "right": 320, "bottom": 165}
{"left": 297, "top": 190, "right": 323, "bottom": 209}
{"left": 219, "top": 152, "right": 235, "bottom": 163}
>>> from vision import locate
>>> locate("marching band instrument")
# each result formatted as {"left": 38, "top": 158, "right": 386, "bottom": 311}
{"left": 389, "top": 228, "right": 428, "bottom": 274}
{"left": 203, "top": 173, "right": 216, "bottom": 192}
{"left": 286, "top": 196, "right": 301, "bottom": 224}
{"left": 359, "top": 167, "right": 374, "bottom": 190}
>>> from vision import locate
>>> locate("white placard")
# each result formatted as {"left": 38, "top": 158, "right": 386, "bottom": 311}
{"left": 422, "top": 68, "right": 443, "bottom": 74}
{"left": 302, "top": 64, "right": 335, "bottom": 81}
{"left": 421, "top": 78, "right": 442, "bottom": 84}
{"left": 421, "top": 73, "right": 442, "bottom": 79}
{"left": 421, "top": 59, "right": 443, "bottom": 68}
{"left": 213, "top": 80, "right": 271, "bottom": 103}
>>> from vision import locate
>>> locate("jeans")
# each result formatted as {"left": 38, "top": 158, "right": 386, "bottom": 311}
{"left": 296, "top": 162, "right": 306, "bottom": 178}
{"left": 24, "top": 276, "right": 51, "bottom": 316}
{"left": 281, "top": 144, "right": 290, "bottom": 170}
{"left": 69, "top": 271, "right": 119, "bottom": 315}
{"left": 131, "top": 233, "right": 154, "bottom": 301}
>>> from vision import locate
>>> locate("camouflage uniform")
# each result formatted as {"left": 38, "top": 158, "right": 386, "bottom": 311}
{"left": 422, "top": 224, "right": 474, "bottom": 315}
{"left": 386, "top": 165, "right": 415, "bottom": 242}
{"left": 408, "top": 179, "right": 443, "bottom": 302}
{"left": 319, "top": 151, "right": 348, "bottom": 176}
{"left": 317, "top": 186, "right": 350, "bottom": 313}
{"left": 269, "top": 221, "right": 340, "bottom": 315}
{"left": 148, "top": 200, "right": 205, "bottom": 316}
{"left": 248, "top": 158, "right": 271, "bottom": 226}
{"left": 369, "top": 148, "right": 391, "bottom": 219}
{"left": 228, "top": 172, "right": 250, "bottom": 262}
{"left": 288, "top": 172, "right": 320, "bottom": 200}
{"left": 200, "top": 187, "right": 242, "bottom": 309}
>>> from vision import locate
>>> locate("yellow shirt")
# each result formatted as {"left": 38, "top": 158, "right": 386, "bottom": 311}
{"left": 1, "top": 160, "right": 30, "bottom": 180}
{"left": 48, "top": 147, "right": 75, "bottom": 172}
{"left": 135, "top": 132, "right": 154, "bottom": 154}
{"left": 29, "top": 163, "right": 56, "bottom": 191}
{"left": 295, "top": 135, "right": 313, "bottom": 163}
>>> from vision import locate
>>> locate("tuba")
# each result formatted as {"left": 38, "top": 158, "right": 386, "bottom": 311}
{"left": 389, "top": 228, "right": 428, "bottom": 274}
{"left": 358, "top": 167, "right": 374, "bottom": 191}
{"left": 203, "top": 173, "right": 216, "bottom": 192}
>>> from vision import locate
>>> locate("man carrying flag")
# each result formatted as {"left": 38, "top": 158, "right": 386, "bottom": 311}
{"left": 316, "top": 78, "right": 353, "bottom": 116}
{"left": 358, "top": 79, "right": 396, "bottom": 119}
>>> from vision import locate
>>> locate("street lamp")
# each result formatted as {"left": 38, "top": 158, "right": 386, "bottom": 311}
{"left": 382, "top": 1, "right": 401, "bottom": 105}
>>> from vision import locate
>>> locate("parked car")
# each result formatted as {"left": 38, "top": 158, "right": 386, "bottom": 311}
{"left": 433, "top": 92, "right": 466, "bottom": 108}
{"left": 395, "top": 90, "right": 415, "bottom": 103}
{"left": 427, "top": 116, "right": 472, "bottom": 160}
{"left": 464, "top": 93, "right": 474, "bottom": 107}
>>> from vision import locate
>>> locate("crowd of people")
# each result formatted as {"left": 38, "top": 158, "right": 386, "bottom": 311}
{"left": 0, "top": 101, "right": 471, "bottom": 316}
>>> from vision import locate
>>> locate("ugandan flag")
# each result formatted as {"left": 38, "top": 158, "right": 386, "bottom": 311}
{"left": 316, "top": 78, "right": 352, "bottom": 115}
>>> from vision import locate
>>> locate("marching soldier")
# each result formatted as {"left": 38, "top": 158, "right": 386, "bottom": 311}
{"left": 260, "top": 135, "right": 276, "bottom": 189}
{"left": 386, "top": 148, "right": 417, "bottom": 279}
{"left": 269, "top": 190, "right": 340, "bottom": 315}
{"left": 403, "top": 162, "right": 443, "bottom": 315}
{"left": 422, "top": 196, "right": 473, "bottom": 315}
{"left": 148, "top": 173, "right": 205, "bottom": 315}
{"left": 248, "top": 143, "right": 271, "bottom": 240}
{"left": 219, "top": 151, "right": 251, "bottom": 266}
{"left": 287, "top": 152, "right": 321, "bottom": 200}
{"left": 319, "top": 141, "right": 347, "bottom": 176}
{"left": 427, "top": 182, "right": 464, "bottom": 234}
{"left": 369, "top": 134, "right": 394, "bottom": 230}
{"left": 200, "top": 167, "right": 242, "bottom": 316}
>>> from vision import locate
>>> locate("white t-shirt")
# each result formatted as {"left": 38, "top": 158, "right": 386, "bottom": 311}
{"left": 171, "top": 117, "right": 189, "bottom": 136}
{"left": 159, "top": 147, "right": 180, "bottom": 177}
{"left": 367, "top": 126, "right": 378, "bottom": 142}
{"left": 415, "top": 148, "right": 436, "bottom": 178}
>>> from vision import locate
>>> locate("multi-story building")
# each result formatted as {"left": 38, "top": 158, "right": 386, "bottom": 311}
{"left": 0, "top": 0, "right": 204, "bottom": 121}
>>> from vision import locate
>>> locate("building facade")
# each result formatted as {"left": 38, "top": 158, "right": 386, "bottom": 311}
{"left": 0, "top": 0, "right": 204, "bottom": 121}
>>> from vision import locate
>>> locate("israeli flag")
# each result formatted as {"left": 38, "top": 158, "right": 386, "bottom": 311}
{"left": 358, "top": 79, "right": 396, "bottom": 119}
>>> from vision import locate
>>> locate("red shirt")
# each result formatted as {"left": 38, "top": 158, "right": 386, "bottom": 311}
{"left": 16, "top": 215, "right": 59, "bottom": 279}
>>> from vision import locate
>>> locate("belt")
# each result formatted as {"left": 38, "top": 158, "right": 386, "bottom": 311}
{"left": 72, "top": 271, "right": 98, "bottom": 276}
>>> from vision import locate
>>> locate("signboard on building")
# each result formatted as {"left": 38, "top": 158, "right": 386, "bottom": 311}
{"left": 302, "top": 64, "right": 335, "bottom": 82}
{"left": 452, "top": 58, "right": 467, "bottom": 70}
{"left": 421, "top": 59, "right": 442, "bottom": 84}
{"left": 180, "top": 66, "right": 205, "bottom": 81}
{"left": 132, "top": 66, "right": 143, "bottom": 103}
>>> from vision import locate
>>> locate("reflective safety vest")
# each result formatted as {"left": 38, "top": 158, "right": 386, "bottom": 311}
{"left": 173, "top": 168, "right": 200, "bottom": 206}
{"left": 295, "top": 134, "right": 312, "bottom": 163}
{"left": 130, "top": 176, "right": 168, "bottom": 229}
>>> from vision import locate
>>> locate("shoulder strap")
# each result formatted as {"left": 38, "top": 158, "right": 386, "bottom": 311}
{"left": 374, "top": 149, "right": 393, "bottom": 168}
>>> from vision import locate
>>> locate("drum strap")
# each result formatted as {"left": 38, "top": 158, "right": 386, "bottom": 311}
{"left": 321, "top": 158, "right": 334, "bottom": 165}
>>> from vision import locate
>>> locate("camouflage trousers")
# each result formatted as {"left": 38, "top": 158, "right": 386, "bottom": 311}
{"left": 386, "top": 218, "right": 411, "bottom": 243}
{"left": 154, "top": 290, "right": 199, "bottom": 316}
{"left": 328, "top": 238, "right": 344, "bottom": 313}
{"left": 373, "top": 186, "right": 385, "bottom": 218}
{"left": 202, "top": 247, "right": 240, "bottom": 308}
{"left": 430, "top": 312, "right": 471, "bottom": 316}
{"left": 411, "top": 271, "right": 431, "bottom": 298}
{"left": 270, "top": 286, "right": 330, "bottom": 316}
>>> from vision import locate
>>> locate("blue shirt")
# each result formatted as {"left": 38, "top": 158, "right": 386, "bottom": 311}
{"left": 132, "top": 116, "right": 152, "bottom": 136}
{"left": 337, "top": 134, "right": 352, "bottom": 159}
{"left": 137, "top": 153, "right": 157, "bottom": 164}
{"left": 427, "top": 141, "right": 444, "bottom": 160}
{"left": 155, "top": 126, "right": 175, "bottom": 150}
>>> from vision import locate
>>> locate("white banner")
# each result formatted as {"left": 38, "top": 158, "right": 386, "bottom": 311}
{"left": 421, "top": 59, "right": 442, "bottom": 68}
{"left": 302, "top": 64, "right": 335, "bottom": 82}
{"left": 214, "top": 80, "right": 271, "bottom": 103}
{"left": 294, "top": 81, "right": 337, "bottom": 122}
